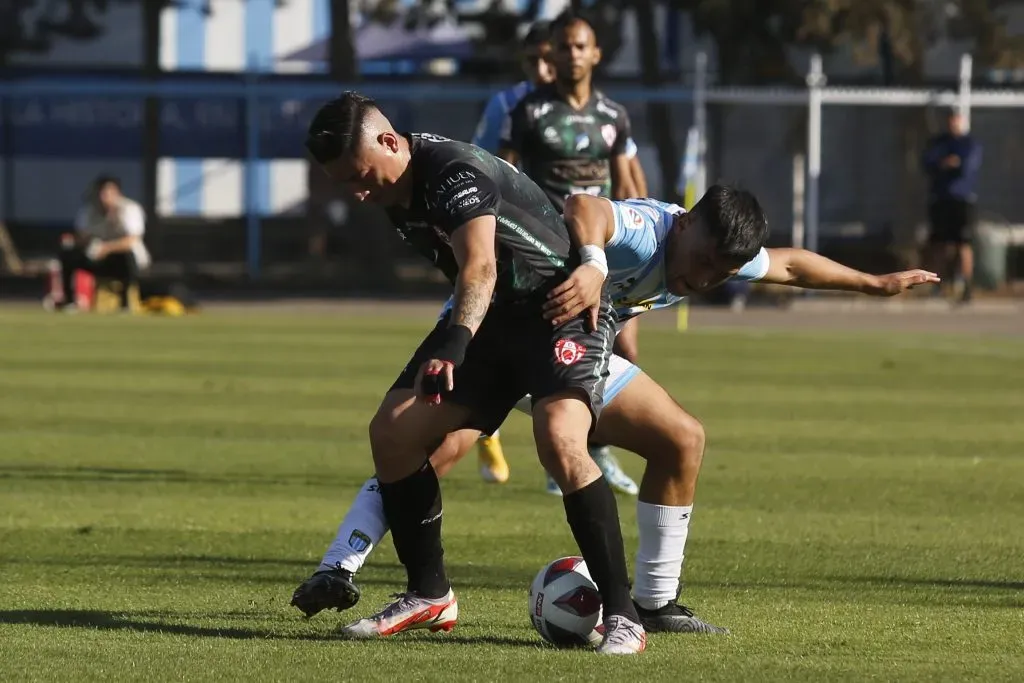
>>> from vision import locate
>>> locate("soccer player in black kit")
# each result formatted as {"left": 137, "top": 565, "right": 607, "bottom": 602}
{"left": 500, "top": 12, "right": 643, "bottom": 496}
{"left": 304, "top": 92, "right": 646, "bottom": 654}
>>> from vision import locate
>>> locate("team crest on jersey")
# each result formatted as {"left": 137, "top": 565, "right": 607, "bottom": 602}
{"left": 624, "top": 207, "right": 644, "bottom": 228}
{"left": 601, "top": 124, "right": 617, "bottom": 148}
{"left": 554, "top": 339, "right": 586, "bottom": 366}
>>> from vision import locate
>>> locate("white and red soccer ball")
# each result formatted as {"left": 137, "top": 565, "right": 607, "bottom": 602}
{"left": 528, "top": 556, "right": 603, "bottom": 647}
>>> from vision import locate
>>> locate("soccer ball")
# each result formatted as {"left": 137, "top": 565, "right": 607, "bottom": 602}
{"left": 528, "top": 556, "right": 603, "bottom": 647}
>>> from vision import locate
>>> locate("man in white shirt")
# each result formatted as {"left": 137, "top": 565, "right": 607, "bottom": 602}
{"left": 58, "top": 175, "right": 149, "bottom": 311}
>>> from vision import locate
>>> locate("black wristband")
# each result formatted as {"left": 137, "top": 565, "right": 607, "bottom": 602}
{"left": 433, "top": 324, "right": 473, "bottom": 367}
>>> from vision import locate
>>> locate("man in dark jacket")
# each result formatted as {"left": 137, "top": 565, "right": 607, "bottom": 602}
{"left": 922, "top": 109, "right": 982, "bottom": 302}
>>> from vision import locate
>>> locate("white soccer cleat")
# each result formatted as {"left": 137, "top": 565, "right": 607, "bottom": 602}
{"left": 339, "top": 589, "right": 458, "bottom": 639}
{"left": 596, "top": 615, "right": 647, "bottom": 655}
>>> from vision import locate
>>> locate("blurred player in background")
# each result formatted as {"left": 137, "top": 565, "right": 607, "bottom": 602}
{"left": 922, "top": 109, "right": 982, "bottom": 304}
{"left": 469, "top": 19, "right": 644, "bottom": 493}
{"left": 56, "top": 175, "right": 149, "bottom": 312}
{"left": 465, "top": 21, "right": 555, "bottom": 486}
{"left": 499, "top": 12, "right": 642, "bottom": 496}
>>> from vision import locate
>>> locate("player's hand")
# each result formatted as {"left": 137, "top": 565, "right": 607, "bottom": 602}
{"left": 866, "top": 270, "right": 940, "bottom": 296}
{"left": 544, "top": 265, "right": 605, "bottom": 329}
{"left": 941, "top": 154, "right": 961, "bottom": 169}
{"left": 416, "top": 359, "right": 455, "bottom": 405}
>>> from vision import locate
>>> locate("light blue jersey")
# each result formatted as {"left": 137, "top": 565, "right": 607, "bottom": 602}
{"left": 472, "top": 82, "right": 639, "bottom": 158}
{"left": 605, "top": 198, "right": 769, "bottom": 320}
{"left": 473, "top": 81, "right": 534, "bottom": 153}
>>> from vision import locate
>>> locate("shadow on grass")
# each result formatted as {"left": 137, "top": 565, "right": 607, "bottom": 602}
{"left": 1, "top": 555, "right": 533, "bottom": 591}
{"left": 832, "top": 575, "right": 1024, "bottom": 592}
{"left": 0, "top": 610, "right": 537, "bottom": 648}
{"left": 0, "top": 464, "right": 353, "bottom": 489}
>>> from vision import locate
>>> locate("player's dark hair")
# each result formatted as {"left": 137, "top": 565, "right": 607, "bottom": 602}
{"left": 552, "top": 11, "right": 598, "bottom": 46}
{"left": 691, "top": 184, "right": 769, "bottom": 263}
{"left": 305, "top": 91, "right": 378, "bottom": 164}
{"left": 93, "top": 174, "right": 121, "bottom": 191}
{"left": 522, "top": 21, "right": 552, "bottom": 48}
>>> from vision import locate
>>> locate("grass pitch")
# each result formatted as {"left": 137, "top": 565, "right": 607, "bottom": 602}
{"left": 0, "top": 306, "right": 1022, "bottom": 682}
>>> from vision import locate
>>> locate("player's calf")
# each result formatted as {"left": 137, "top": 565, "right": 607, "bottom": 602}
{"left": 533, "top": 394, "right": 640, "bottom": 629}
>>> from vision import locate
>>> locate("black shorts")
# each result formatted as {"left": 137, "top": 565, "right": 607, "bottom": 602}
{"left": 390, "top": 298, "right": 617, "bottom": 436}
{"left": 928, "top": 198, "right": 976, "bottom": 245}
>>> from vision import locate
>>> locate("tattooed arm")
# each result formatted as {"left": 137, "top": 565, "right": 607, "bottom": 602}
{"left": 449, "top": 215, "right": 498, "bottom": 334}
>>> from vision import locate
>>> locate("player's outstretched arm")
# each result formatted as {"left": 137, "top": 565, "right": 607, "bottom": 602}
{"left": 543, "top": 195, "right": 614, "bottom": 327}
{"left": 761, "top": 248, "right": 940, "bottom": 296}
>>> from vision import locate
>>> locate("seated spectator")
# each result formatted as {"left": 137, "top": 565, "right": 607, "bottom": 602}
{"left": 57, "top": 175, "right": 150, "bottom": 312}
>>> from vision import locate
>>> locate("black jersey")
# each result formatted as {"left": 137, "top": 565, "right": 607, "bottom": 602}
{"left": 500, "top": 85, "right": 632, "bottom": 211}
{"left": 385, "top": 133, "right": 573, "bottom": 303}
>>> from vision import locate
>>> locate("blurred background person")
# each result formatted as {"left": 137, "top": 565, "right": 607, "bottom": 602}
{"left": 499, "top": 11, "right": 641, "bottom": 497}
{"left": 57, "top": 175, "right": 149, "bottom": 312}
{"left": 922, "top": 109, "right": 982, "bottom": 304}
{"left": 466, "top": 20, "right": 556, "bottom": 487}
{"left": 471, "top": 21, "right": 555, "bottom": 155}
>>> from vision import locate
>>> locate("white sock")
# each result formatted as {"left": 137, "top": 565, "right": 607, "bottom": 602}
{"left": 632, "top": 501, "right": 693, "bottom": 610}
{"left": 478, "top": 428, "right": 500, "bottom": 441}
{"left": 318, "top": 477, "right": 389, "bottom": 574}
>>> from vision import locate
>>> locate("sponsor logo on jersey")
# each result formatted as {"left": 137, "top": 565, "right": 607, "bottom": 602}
{"left": 437, "top": 171, "right": 477, "bottom": 193}
{"left": 414, "top": 133, "right": 452, "bottom": 143}
{"left": 574, "top": 133, "right": 590, "bottom": 151}
{"left": 452, "top": 186, "right": 478, "bottom": 202}
{"left": 554, "top": 339, "right": 586, "bottom": 366}
{"left": 457, "top": 196, "right": 481, "bottom": 208}
{"left": 348, "top": 530, "right": 372, "bottom": 552}
{"left": 532, "top": 102, "right": 554, "bottom": 119}
{"left": 601, "top": 124, "right": 617, "bottom": 148}
{"left": 564, "top": 114, "right": 595, "bottom": 125}
{"left": 543, "top": 126, "right": 558, "bottom": 141}
{"left": 596, "top": 100, "right": 619, "bottom": 119}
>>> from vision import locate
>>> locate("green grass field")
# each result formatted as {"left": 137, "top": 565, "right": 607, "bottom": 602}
{"left": 1, "top": 307, "right": 1022, "bottom": 682}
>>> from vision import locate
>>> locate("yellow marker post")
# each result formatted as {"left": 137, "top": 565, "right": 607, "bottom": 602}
{"left": 676, "top": 299, "right": 689, "bottom": 332}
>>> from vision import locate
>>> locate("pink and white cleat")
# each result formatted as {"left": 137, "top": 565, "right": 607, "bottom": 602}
{"left": 596, "top": 615, "right": 647, "bottom": 655}
{"left": 339, "top": 589, "right": 458, "bottom": 639}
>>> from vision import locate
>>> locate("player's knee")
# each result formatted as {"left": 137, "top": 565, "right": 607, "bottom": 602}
{"left": 532, "top": 394, "right": 594, "bottom": 473}
{"left": 368, "top": 408, "right": 399, "bottom": 455}
{"left": 666, "top": 411, "right": 706, "bottom": 473}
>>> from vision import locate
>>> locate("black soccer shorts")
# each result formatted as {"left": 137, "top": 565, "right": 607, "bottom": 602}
{"left": 390, "top": 297, "right": 617, "bottom": 436}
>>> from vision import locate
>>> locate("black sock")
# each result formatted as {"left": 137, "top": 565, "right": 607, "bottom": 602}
{"left": 378, "top": 461, "right": 450, "bottom": 599}
{"left": 562, "top": 477, "right": 638, "bottom": 622}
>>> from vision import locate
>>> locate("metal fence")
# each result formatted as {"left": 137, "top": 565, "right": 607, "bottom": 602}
{"left": 3, "top": 61, "right": 1024, "bottom": 287}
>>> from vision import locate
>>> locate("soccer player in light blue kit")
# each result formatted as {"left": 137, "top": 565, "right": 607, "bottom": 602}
{"left": 470, "top": 19, "right": 643, "bottom": 496}
{"left": 293, "top": 185, "right": 939, "bottom": 640}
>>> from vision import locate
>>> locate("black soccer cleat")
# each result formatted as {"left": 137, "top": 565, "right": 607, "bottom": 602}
{"left": 290, "top": 566, "right": 361, "bottom": 619}
{"left": 633, "top": 600, "right": 730, "bottom": 634}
